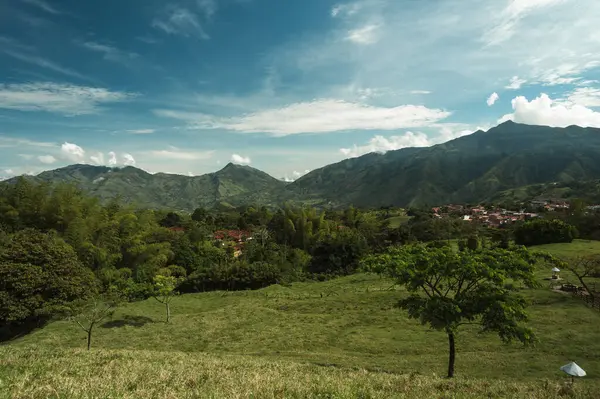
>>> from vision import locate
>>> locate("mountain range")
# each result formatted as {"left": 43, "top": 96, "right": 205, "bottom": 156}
{"left": 6, "top": 121, "right": 600, "bottom": 211}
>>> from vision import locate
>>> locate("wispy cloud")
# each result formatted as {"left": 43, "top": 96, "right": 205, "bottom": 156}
{"left": 3, "top": 49, "right": 90, "bottom": 81}
{"left": 265, "top": 0, "right": 600, "bottom": 114}
{"left": 565, "top": 87, "right": 600, "bottom": 108}
{"left": 145, "top": 146, "right": 215, "bottom": 160}
{"left": 346, "top": 24, "right": 382, "bottom": 45}
{"left": 0, "top": 82, "right": 137, "bottom": 115}
{"left": 155, "top": 99, "right": 451, "bottom": 136}
{"left": 505, "top": 76, "right": 526, "bottom": 90}
{"left": 0, "top": 135, "right": 55, "bottom": 148}
{"left": 80, "top": 41, "right": 139, "bottom": 65}
{"left": 37, "top": 154, "right": 56, "bottom": 164}
{"left": 483, "top": 0, "right": 565, "bottom": 46}
{"left": 126, "top": 129, "right": 155, "bottom": 134}
{"left": 152, "top": 7, "right": 212, "bottom": 40}
{"left": 20, "top": 0, "right": 61, "bottom": 15}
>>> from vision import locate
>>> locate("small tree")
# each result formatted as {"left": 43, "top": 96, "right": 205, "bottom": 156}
{"left": 562, "top": 255, "right": 600, "bottom": 301}
{"left": 152, "top": 274, "right": 181, "bottom": 323}
{"left": 68, "top": 291, "right": 123, "bottom": 350}
{"left": 361, "top": 245, "right": 539, "bottom": 378}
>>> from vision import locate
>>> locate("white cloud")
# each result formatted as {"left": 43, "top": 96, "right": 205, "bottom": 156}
{"left": 156, "top": 99, "right": 451, "bottom": 136}
{"left": 152, "top": 6, "right": 211, "bottom": 40}
{"left": 339, "top": 124, "right": 482, "bottom": 159}
{"left": 346, "top": 24, "right": 381, "bottom": 45}
{"left": 282, "top": 169, "right": 311, "bottom": 182}
{"left": 122, "top": 153, "right": 136, "bottom": 166}
{"left": 565, "top": 87, "right": 600, "bottom": 107}
{"left": 231, "top": 154, "right": 251, "bottom": 165}
{"left": 60, "top": 142, "right": 85, "bottom": 163}
{"left": 126, "top": 129, "right": 155, "bottom": 134}
{"left": 37, "top": 155, "right": 56, "bottom": 164}
{"left": 107, "top": 151, "right": 117, "bottom": 166}
{"left": 89, "top": 152, "right": 105, "bottom": 165}
{"left": 0, "top": 83, "right": 136, "bottom": 115}
{"left": 265, "top": 0, "right": 600, "bottom": 120}
{"left": 146, "top": 146, "right": 214, "bottom": 160}
{"left": 505, "top": 76, "right": 526, "bottom": 90}
{"left": 293, "top": 169, "right": 310, "bottom": 178}
{"left": 487, "top": 92, "right": 499, "bottom": 106}
{"left": 80, "top": 42, "right": 139, "bottom": 65}
{"left": 410, "top": 90, "right": 431, "bottom": 94}
{"left": 500, "top": 93, "right": 600, "bottom": 127}
{"left": 340, "top": 132, "right": 431, "bottom": 158}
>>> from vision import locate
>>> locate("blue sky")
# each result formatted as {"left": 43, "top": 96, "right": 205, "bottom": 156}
{"left": 1, "top": 0, "right": 600, "bottom": 180}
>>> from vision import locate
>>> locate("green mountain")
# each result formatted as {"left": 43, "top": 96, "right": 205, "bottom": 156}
{"left": 290, "top": 121, "right": 600, "bottom": 207}
{"left": 7, "top": 122, "right": 600, "bottom": 210}
{"left": 12, "top": 162, "right": 290, "bottom": 212}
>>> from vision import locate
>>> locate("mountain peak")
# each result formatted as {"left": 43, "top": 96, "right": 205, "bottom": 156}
{"left": 218, "top": 162, "right": 253, "bottom": 172}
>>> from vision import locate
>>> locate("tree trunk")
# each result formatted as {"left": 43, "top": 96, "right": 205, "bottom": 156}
{"left": 87, "top": 325, "right": 93, "bottom": 350}
{"left": 166, "top": 302, "right": 170, "bottom": 323}
{"left": 447, "top": 332, "right": 456, "bottom": 378}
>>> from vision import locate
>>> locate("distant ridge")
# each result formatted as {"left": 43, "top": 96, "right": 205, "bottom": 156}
{"left": 6, "top": 122, "right": 600, "bottom": 210}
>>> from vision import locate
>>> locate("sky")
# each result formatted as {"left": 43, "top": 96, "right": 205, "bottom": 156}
{"left": 1, "top": 0, "right": 600, "bottom": 181}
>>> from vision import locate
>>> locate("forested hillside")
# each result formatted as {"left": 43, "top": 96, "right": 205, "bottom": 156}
{"left": 6, "top": 122, "right": 600, "bottom": 211}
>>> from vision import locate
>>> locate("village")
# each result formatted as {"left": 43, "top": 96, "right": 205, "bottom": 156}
{"left": 430, "top": 198, "right": 583, "bottom": 227}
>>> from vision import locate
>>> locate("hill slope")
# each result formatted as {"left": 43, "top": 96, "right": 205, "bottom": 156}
{"left": 4, "top": 262, "right": 600, "bottom": 397}
{"left": 290, "top": 121, "right": 600, "bottom": 207}
{"left": 15, "top": 163, "right": 290, "bottom": 212}
{"left": 7, "top": 122, "right": 600, "bottom": 210}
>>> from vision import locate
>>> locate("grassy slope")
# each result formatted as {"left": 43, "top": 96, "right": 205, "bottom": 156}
{"left": 2, "top": 241, "right": 600, "bottom": 398}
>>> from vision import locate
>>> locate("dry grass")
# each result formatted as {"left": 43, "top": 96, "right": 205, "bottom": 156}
{"left": 0, "top": 346, "right": 596, "bottom": 399}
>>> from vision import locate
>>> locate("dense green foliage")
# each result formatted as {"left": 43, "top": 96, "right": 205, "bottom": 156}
{"left": 0, "top": 178, "right": 395, "bottom": 340}
{"left": 514, "top": 219, "right": 578, "bottom": 246}
{"left": 8, "top": 122, "right": 600, "bottom": 210}
{"left": 0, "top": 229, "right": 97, "bottom": 339}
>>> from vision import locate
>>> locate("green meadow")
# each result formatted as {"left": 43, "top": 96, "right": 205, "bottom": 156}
{"left": 2, "top": 241, "right": 600, "bottom": 398}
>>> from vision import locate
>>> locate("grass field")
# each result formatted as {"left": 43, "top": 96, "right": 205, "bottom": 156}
{"left": 2, "top": 240, "right": 600, "bottom": 398}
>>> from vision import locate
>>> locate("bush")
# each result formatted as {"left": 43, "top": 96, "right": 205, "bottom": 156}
{"left": 179, "top": 260, "right": 282, "bottom": 292}
{"left": 514, "top": 219, "right": 578, "bottom": 246}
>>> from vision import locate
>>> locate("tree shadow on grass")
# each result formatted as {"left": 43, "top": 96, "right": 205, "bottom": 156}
{"left": 101, "top": 315, "right": 154, "bottom": 329}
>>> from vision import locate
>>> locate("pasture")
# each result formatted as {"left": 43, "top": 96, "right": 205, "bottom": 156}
{"left": 1, "top": 240, "right": 600, "bottom": 398}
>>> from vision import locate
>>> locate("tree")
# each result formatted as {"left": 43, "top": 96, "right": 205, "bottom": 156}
{"left": 68, "top": 291, "right": 123, "bottom": 350}
{"left": 361, "top": 245, "right": 539, "bottom": 378}
{"left": 152, "top": 274, "right": 181, "bottom": 323}
{"left": 562, "top": 255, "right": 600, "bottom": 301}
{"left": 0, "top": 229, "right": 97, "bottom": 339}
{"left": 514, "top": 219, "right": 577, "bottom": 246}
{"left": 308, "top": 228, "right": 368, "bottom": 275}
